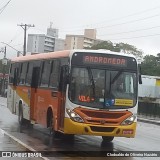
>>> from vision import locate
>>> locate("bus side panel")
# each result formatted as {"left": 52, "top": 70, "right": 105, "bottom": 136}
{"left": 7, "top": 85, "right": 16, "bottom": 114}
{"left": 34, "top": 89, "right": 59, "bottom": 130}
{"left": 15, "top": 86, "right": 31, "bottom": 120}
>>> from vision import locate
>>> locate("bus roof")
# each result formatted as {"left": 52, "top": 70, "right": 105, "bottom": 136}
{"left": 11, "top": 49, "right": 136, "bottom": 63}
{"left": 70, "top": 49, "right": 136, "bottom": 58}
{"left": 11, "top": 50, "right": 70, "bottom": 63}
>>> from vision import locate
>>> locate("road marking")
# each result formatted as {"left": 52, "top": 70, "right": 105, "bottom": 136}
{"left": 0, "top": 128, "right": 50, "bottom": 160}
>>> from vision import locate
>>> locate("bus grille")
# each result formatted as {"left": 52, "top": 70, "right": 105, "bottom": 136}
{"left": 87, "top": 119, "right": 117, "bottom": 125}
{"left": 74, "top": 107, "right": 132, "bottom": 125}
{"left": 90, "top": 126, "right": 115, "bottom": 132}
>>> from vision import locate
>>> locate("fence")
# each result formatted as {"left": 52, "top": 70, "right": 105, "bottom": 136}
{"left": 138, "top": 102, "right": 160, "bottom": 119}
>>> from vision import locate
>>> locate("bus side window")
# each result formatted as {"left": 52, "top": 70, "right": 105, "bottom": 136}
{"left": 25, "top": 62, "right": 33, "bottom": 85}
{"left": 13, "top": 68, "right": 18, "bottom": 86}
{"left": 9, "top": 64, "right": 15, "bottom": 84}
{"left": 19, "top": 62, "right": 28, "bottom": 85}
{"left": 40, "top": 60, "right": 51, "bottom": 87}
{"left": 49, "top": 59, "right": 60, "bottom": 88}
{"left": 60, "top": 58, "right": 69, "bottom": 66}
{"left": 9, "top": 63, "right": 20, "bottom": 85}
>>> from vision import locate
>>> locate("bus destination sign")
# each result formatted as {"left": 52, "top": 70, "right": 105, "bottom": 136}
{"left": 83, "top": 55, "right": 127, "bottom": 67}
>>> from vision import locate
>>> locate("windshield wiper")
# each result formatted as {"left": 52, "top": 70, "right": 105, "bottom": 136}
{"left": 111, "top": 69, "right": 124, "bottom": 84}
{"left": 87, "top": 67, "right": 95, "bottom": 99}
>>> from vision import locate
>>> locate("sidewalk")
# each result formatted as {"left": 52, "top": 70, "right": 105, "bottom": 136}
{"left": 137, "top": 115, "right": 160, "bottom": 125}
{"left": 0, "top": 95, "right": 7, "bottom": 106}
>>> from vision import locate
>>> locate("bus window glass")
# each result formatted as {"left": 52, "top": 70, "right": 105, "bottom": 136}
{"left": 69, "top": 67, "right": 105, "bottom": 108}
{"left": 19, "top": 62, "right": 28, "bottom": 85}
{"left": 40, "top": 61, "right": 51, "bottom": 87}
{"left": 9, "top": 63, "right": 16, "bottom": 84}
{"left": 110, "top": 71, "right": 136, "bottom": 100}
{"left": 49, "top": 60, "right": 60, "bottom": 88}
{"left": 69, "top": 67, "right": 137, "bottom": 109}
{"left": 25, "top": 62, "right": 33, "bottom": 85}
{"left": 60, "top": 58, "right": 69, "bottom": 66}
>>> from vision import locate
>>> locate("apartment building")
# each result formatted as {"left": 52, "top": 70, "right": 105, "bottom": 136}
{"left": 27, "top": 27, "right": 64, "bottom": 54}
{"left": 65, "top": 29, "right": 102, "bottom": 50}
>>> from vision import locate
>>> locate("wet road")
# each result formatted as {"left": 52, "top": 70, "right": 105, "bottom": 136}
{"left": 0, "top": 97, "right": 159, "bottom": 160}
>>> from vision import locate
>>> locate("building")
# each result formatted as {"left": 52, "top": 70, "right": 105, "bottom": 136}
{"left": 65, "top": 29, "right": 102, "bottom": 50}
{"left": 138, "top": 75, "right": 160, "bottom": 103}
{"left": 27, "top": 26, "right": 64, "bottom": 54}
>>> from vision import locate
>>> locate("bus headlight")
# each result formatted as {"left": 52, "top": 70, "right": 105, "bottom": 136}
{"left": 66, "top": 108, "right": 84, "bottom": 123}
{"left": 121, "top": 115, "right": 136, "bottom": 125}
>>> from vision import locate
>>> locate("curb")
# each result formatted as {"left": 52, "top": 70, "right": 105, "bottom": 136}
{"left": 137, "top": 118, "right": 160, "bottom": 126}
{"left": 0, "top": 128, "right": 50, "bottom": 160}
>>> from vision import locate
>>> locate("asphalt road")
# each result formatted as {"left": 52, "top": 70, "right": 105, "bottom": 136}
{"left": 0, "top": 97, "right": 159, "bottom": 160}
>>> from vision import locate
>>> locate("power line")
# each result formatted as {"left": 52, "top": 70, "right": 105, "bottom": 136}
{"left": 59, "top": 13, "right": 160, "bottom": 34}
{"left": 98, "top": 25, "right": 160, "bottom": 37}
{"left": 0, "top": 0, "right": 12, "bottom": 15}
{"left": 105, "top": 33, "right": 160, "bottom": 41}
{"left": 96, "top": 14, "right": 160, "bottom": 29}
{"left": 1, "top": 42, "right": 23, "bottom": 55}
{"left": 59, "top": 5, "right": 160, "bottom": 31}
{"left": 7, "top": 30, "right": 23, "bottom": 44}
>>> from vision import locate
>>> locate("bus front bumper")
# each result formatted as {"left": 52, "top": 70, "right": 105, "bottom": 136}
{"left": 64, "top": 118, "right": 136, "bottom": 138}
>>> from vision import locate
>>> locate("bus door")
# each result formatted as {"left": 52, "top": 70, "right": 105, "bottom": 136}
{"left": 30, "top": 67, "right": 40, "bottom": 121}
{"left": 58, "top": 65, "right": 69, "bottom": 129}
{"left": 7, "top": 67, "right": 18, "bottom": 114}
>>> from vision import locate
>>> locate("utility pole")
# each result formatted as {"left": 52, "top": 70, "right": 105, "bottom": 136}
{"left": 0, "top": 46, "right": 7, "bottom": 96}
{"left": 17, "top": 23, "right": 35, "bottom": 56}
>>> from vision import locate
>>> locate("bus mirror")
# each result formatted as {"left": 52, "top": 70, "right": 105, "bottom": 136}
{"left": 138, "top": 66, "right": 142, "bottom": 84}
{"left": 139, "top": 74, "right": 142, "bottom": 84}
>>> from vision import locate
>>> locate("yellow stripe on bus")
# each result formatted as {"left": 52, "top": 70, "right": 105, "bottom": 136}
{"left": 115, "top": 99, "right": 133, "bottom": 106}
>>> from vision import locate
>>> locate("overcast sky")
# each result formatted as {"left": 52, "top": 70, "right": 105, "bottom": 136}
{"left": 1, "top": 0, "right": 160, "bottom": 59}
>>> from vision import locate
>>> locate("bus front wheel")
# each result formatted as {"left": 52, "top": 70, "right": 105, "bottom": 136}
{"left": 102, "top": 136, "right": 114, "bottom": 142}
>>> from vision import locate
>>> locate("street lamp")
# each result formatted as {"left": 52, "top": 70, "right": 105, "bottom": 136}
{"left": 1, "top": 42, "right": 23, "bottom": 56}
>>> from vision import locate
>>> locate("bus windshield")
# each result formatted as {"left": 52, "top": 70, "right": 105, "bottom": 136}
{"left": 69, "top": 67, "right": 137, "bottom": 109}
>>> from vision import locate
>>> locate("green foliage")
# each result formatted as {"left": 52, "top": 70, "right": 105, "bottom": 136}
{"left": 140, "top": 55, "right": 160, "bottom": 76}
{"left": 90, "top": 40, "right": 160, "bottom": 76}
{"left": 91, "top": 41, "right": 143, "bottom": 58}
{"left": 91, "top": 41, "right": 120, "bottom": 52}
{"left": 118, "top": 43, "right": 143, "bottom": 58}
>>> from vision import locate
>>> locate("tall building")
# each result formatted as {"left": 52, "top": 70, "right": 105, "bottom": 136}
{"left": 27, "top": 26, "right": 64, "bottom": 54}
{"left": 65, "top": 29, "right": 102, "bottom": 50}
{"left": 27, "top": 34, "right": 45, "bottom": 53}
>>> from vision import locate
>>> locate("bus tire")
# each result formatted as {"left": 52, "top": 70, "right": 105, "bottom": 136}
{"left": 102, "top": 136, "right": 114, "bottom": 142}
{"left": 18, "top": 104, "right": 24, "bottom": 125}
{"left": 64, "top": 134, "right": 74, "bottom": 140}
{"left": 48, "top": 112, "right": 55, "bottom": 137}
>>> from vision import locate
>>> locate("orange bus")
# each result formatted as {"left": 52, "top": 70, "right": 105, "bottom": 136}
{"left": 7, "top": 49, "right": 140, "bottom": 142}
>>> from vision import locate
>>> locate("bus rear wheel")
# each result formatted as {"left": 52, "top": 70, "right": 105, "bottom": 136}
{"left": 102, "top": 136, "right": 114, "bottom": 142}
{"left": 48, "top": 113, "right": 55, "bottom": 136}
{"left": 18, "top": 106, "right": 24, "bottom": 125}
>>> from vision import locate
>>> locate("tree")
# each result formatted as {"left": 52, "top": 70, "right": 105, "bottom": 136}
{"left": 91, "top": 41, "right": 143, "bottom": 58}
{"left": 140, "top": 54, "right": 160, "bottom": 76}
{"left": 118, "top": 43, "right": 143, "bottom": 58}
{"left": 91, "top": 41, "right": 120, "bottom": 52}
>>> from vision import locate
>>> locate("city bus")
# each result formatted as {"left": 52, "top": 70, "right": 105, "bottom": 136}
{"left": 7, "top": 49, "right": 141, "bottom": 142}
